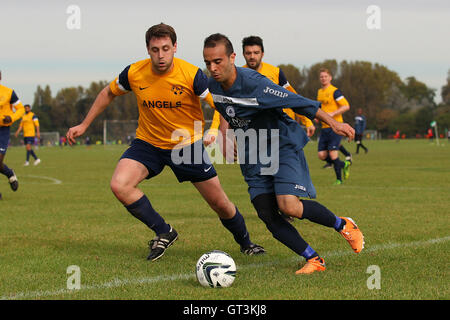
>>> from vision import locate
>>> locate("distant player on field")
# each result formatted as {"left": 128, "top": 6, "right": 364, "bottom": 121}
{"left": 15, "top": 104, "right": 41, "bottom": 166}
{"left": 0, "top": 70, "right": 24, "bottom": 193}
{"left": 316, "top": 68, "right": 351, "bottom": 184}
{"left": 66, "top": 23, "right": 264, "bottom": 261}
{"left": 203, "top": 33, "right": 364, "bottom": 274}
{"left": 354, "top": 108, "right": 368, "bottom": 154}
{"left": 204, "top": 36, "right": 315, "bottom": 147}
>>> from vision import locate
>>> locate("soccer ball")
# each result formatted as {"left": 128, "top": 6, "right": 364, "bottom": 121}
{"left": 196, "top": 250, "right": 236, "bottom": 288}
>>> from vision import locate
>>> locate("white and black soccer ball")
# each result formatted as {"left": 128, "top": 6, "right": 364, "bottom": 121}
{"left": 196, "top": 250, "right": 236, "bottom": 288}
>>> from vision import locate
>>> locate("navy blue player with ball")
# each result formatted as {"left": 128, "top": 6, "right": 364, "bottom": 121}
{"left": 203, "top": 34, "right": 365, "bottom": 274}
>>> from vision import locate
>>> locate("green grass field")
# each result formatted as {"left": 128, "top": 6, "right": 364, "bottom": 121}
{"left": 0, "top": 139, "right": 449, "bottom": 300}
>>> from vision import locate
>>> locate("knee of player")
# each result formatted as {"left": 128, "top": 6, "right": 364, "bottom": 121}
{"left": 110, "top": 177, "right": 128, "bottom": 197}
{"left": 210, "top": 197, "right": 233, "bottom": 216}
{"left": 317, "top": 153, "right": 327, "bottom": 161}
{"left": 278, "top": 201, "right": 303, "bottom": 218}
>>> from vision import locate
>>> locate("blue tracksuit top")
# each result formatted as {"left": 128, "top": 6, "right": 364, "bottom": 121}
{"left": 208, "top": 67, "right": 321, "bottom": 176}
{"left": 354, "top": 115, "right": 366, "bottom": 135}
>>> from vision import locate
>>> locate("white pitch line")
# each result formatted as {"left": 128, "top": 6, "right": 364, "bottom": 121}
{"left": 1, "top": 235, "right": 449, "bottom": 300}
{"left": 23, "top": 175, "right": 62, "bottom": 185}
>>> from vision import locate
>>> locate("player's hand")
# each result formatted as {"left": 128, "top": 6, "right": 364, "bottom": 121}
{"left": 306, "top": 125, "right": 315, "bottom": 137}
{"left": 2, "top": 116, "right": 12, "bottom": 125}
{"left": 332, "top": 122, "right": 355, "bottom": 141}
{"left": 203, "top": 134, "right": 216, "bottom": 146}
{"left": 66, "top": 124, "right": 87, "bottom": 145}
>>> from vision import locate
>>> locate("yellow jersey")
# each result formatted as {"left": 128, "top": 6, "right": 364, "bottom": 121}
{"left": 20, "top": 111, "right": 40, "bottom": 137}
{"left": 316, "top": 84, "right": 349, "bottom": 128}
{"left": 209, "top": 62, "right": 313, "bottom": 132}
{"left": 0, "top": 84, "right": 25, "bottom": 127}
{"left": 110, "top": 58, "right": 213, "bottom": 149}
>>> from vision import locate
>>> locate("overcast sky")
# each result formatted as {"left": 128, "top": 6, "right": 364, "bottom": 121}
{"left": 1, "top": 0, "right": 449, "bottom": 105}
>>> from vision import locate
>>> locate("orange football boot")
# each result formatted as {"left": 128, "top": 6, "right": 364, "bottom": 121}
{"left": 295, "top": 257, "right": 326, "bottom": 274}
{"left": 339, "top": 217, "right": 365, "bottom": 253}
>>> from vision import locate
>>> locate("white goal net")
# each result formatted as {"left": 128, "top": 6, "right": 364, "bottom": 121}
{"left": 10, "top": 131, "right": 60, "bottom": 146}
{"left": 103, "top": 119, "right": 216, "bottom": 145}
{"left": 364, "top": 130, "right": 379, "bottom": 140}
{"left": 103, "top": 120, "right": 138, "bottom": 145}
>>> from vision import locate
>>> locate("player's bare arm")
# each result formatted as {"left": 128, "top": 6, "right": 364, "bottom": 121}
{"left": 218, "top": 114, "right": 237, "bottom": 163}
{"left": 66, "top": 85, "right": 116, "bottom": 144}
{"left": 316, "top": 108, "right": 354, "bottom": 141}
{"left": 14, "top": 123, "right": 23, "bottom": 137}
{"left": 306, "top": 125, "right": 316, "bottom": 137}
{"left": 203, "top": 133, "right": 216, "bottom": 146}
{"left": 328, "top": 104, "right": 350, "bottom": 118}
{"left": 202, "top": 94, "right": 218, "bottom": 146}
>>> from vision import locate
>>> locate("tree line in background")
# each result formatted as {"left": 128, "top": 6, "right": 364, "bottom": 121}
{"left": 280, "top": 60, "right": 449, "bottom": 139}
{"left": 19, "top": 60, "right": 450, "bottom": 141}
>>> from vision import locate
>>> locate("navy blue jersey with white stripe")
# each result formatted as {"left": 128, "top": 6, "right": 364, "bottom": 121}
{"left": 208, "top": 67, "right": 320, "bottom": 176}
{"left": 354, "top": 115, "right": 366, "bottom": 134}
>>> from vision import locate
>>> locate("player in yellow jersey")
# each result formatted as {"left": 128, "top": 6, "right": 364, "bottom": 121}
{"left": 204, "top": 36, "right": 315, "bottom": 147}
{"left": 66, "top": 23, "right": 264, "bottom": 261}
{"left": 15, "top": 104, "right": 41, "bottom": 166}
{"left": 0, "top": 71, "right": 24, "bottom": 195}
{"left": 316, "top": 68, "right": 351, "bottom": 185}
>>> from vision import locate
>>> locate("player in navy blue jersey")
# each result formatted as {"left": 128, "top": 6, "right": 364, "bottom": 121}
{"left": 203, "top": 33, "right": 364, "bottom": 274}
{"left": 354, "top": 108, "right": 368, "bottom": 154}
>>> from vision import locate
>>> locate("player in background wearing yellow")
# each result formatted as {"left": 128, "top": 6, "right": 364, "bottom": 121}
{"left": 204, "top": 36, "right": 315, "bottom": 146}
{"left": 316, "top": 68, "right": 351, "bottom": 185}
{"left": 66, "top": 23, "right": 264, "bottom": 261}
{"left": 15, "top": 104, "right": 41, "bottom": 166}
{"left": 0, "top": 71, "right": 24, "bottom": 197}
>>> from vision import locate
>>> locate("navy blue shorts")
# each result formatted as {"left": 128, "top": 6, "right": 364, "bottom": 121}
{"left": 121, "top": 138, "right": 217, "bottom": 183}
{"left": 24, "top": 137, "right": 35, "bottom": 145}
{"left": 318, "top": 127, "right": 342, "bottom": 151}
{"left": 243, "top": 148, "right": 316, "bottom": 200}
{"left": 0, "top": 126, "right": 10, "bottom": 155}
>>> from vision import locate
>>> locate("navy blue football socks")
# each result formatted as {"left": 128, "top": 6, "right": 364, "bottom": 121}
{"left": 252, "top": 193, "right": 316, "bottom": 258}
{"left": 26, "top": 150, "right": 37, "bottom": 161}
{"left": 301, "top": 199, "right": 345, "bottom": 231}
{"left": 220, "top": 207, "right": 252, "bottom": 248}
{"left": 0, "top": 164, "right": 14, "bottom": 178}
{"left": 125, "top": 195, "right": 171, "bottom": 235}
{"left": 332, "top": 158, "right": 344, "bottom": 181}
{"left": 301, "top": 245, "right": 319, "bottom": 260}
{"left": 339, "top": 144, "right": 351, "bottom": 158}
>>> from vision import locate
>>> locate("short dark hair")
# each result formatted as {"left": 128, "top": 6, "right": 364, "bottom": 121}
{"left": 242, "top": 36, "right": 264, "bottom": 53}
{"left": 24, "top": 104, "right": 31, "bottom": 108}
{"left": 319, "top": 68, "right": 332, "bottom": 76}
{"left": 203, "top": 33, "right": 234, "bottom": 56}
{"left": 145, "top": 23, "right": 177, "bottom": 47}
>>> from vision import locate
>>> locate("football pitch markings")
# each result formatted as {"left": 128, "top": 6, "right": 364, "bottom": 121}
{"left": 1, "top": 235, "right": 449, "bottom": 300}
{"left": 21, "top": 175, "right": 62, "bottom": 185}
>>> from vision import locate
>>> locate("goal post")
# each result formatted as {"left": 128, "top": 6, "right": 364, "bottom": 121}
{"left": 103, "top": 120, "right": 138, "bottom": 145}
{"left": 9, "top": 131, "right": 60, "bottom": 146}
{"left": 364, "top": 130, "right": 379, "bottom": 140}
{"left": 40, "top": 131, "right": 61, "bottom": 146}
{"left": 103, "top": 119, "right": 216, "bottom": 146}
